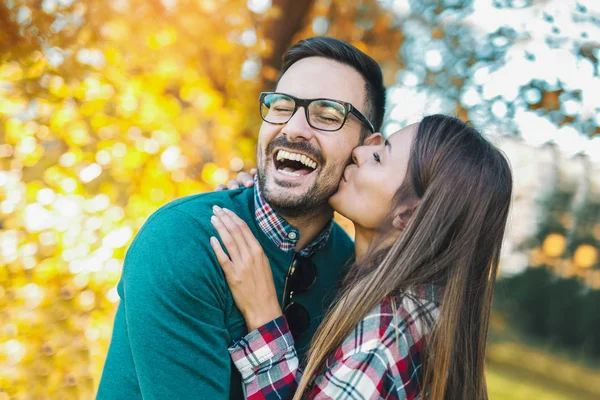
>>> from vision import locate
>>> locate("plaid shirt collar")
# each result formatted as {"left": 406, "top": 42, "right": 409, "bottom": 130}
{"left": 254, "top": 177, "right": 333, "bottom": 258}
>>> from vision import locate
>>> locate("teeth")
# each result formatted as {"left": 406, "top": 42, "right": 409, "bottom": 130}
{"left": 279, "top": 169, "right": 301, "bottom": 177}
{"left": 276, "top": 150, "right": 317, "bottom": 170}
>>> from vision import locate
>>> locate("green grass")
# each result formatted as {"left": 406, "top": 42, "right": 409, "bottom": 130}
{"left": 487, "top": 362, "right": 598, "bottom": 400}
{"left": 485, "top": 341, "right": 600, "bottom": 400}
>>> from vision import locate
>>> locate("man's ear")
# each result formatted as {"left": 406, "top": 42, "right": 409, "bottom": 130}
{"left": 363, "top": 133, "right": 383, "bottom": 146}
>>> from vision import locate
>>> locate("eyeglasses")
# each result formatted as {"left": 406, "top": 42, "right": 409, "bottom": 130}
{"left": 259, "top": 92, "right": 375, "bottom": 133}
{"left": 282, "top": 255, "right": 317, "bottom": 341}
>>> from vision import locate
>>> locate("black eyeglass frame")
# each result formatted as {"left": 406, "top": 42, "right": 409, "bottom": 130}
{"left": 259, "top": 92, "right": 375, "bottom": 133}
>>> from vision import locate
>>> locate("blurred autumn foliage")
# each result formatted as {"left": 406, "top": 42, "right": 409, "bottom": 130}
{"left": 0, "top": 0, "right": 402, "bottom": 398}
{"left": 1, "top": 0, "right": 600, "bottom": 399}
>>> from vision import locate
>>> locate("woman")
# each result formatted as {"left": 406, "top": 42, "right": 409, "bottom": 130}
{"left": 210, "top": 114, "right": 512, "bottom": 399}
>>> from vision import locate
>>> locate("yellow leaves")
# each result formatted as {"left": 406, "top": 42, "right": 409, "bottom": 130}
{"left": 194, "top": 91, "right": 223, "bottom": 114}
{"left": 180, "top": 83, "right": 204, "bottom": 102}
{"left": 34, "top": 260, "right": 60, "bottom": 282}
{"left": 201, "top": 162, "right": 230, "bottom": 186}
{"left": 65, "top": 121, "right": 91, "bottom": 147}
{"left": 147, "top": 28, "right": 178, "bottom": 50}
{"left": 213, "top": 37, "right": 237, "bottom": 53}
{"left": 103, "top": 47, "right": 123, "bottom": 66}
{"left": 0, "top": 61, "right": 23, "bottom": 81}
{"left": 161, "top": 95, "right": 182, "bottom": 120}
{"left": 35, "top": 124, "right": 53, "bottom": 141}
{"left": 176, "top": 177, "right": 207, "bottom": 197}
{"left": 59, "top": 177, "right": 79, "bottom": 194}
{"left": 35, "top": 99, "right": 55, "bottom": 120}
{"left": 24, "top": 59, "right": 47, "bottom": 79}
{"left": 78, "top": 77, "right": 115, "bottom": 102}
{"left": 138, "top": 99, "right": 160, "bottom": 125}
{"left": 181, "top": 81, "right": 224, "bottom": 114}
{"left": 0, "top": 98, "right": 27, "bottom": 116}
{"left": 152, "top": 127, "right": 178, "bottom": 146}
{"left": 237, "top": 136, "right": 258, "bottom": 159}
{"left": 122, "top": 150, "right": 145, "bottom": 170}
{"left": 156, "top": 58, "right": 180, "bottom": 78}
{"left": 25, "top": 181, "right": 45, "bottom": 203}
{"left": 149, "top": 188, "right": 166, "bottom": 203}
{"left": 43, "top": 166, "right": 66, "bottom": 188}
{"left": 19, "top": 144, "right": 44, "bottom": 167}
{"left": 3, "top": 121, "right": 44, "bottom": 166}
{"left": 5, "top": 119, "right": 26, "bottom": 144}
{"left": 110, "top": 142, "right": 127, "bottom": 159}
{"left": 0, "top": 1, "right": 277, "bottom": 397}
{"left": 77, "top": 290, "right": 96, "bottom": 312}
{"left": 351, "top": 40, "right": 368, "bottom": 53}
{"left": 156, "top": 28, "right": 178, "bottom": 47}
{"left": 101, "top": 20, "right": 130, "bottom": 42}
{"left": 48, "top": 76, "right": 68, "bottom": 97}
{"left": 90, "top": 114, "right": 110, "bottom": 131}
{"left": 50, "top": 104, "right": 78, "bottom": 132}
{"left": 198, "top": 0, "right": 219, "bottom": 13}
{"left": 139, "top": 165, "right": 176, "bottom": 205}
{"left": 176, "top": 114, "right": 202, "bottom": 136}
{"left": 125, "top": 194, "right": 156, "bottom": 220}
{"left": 117, "top": 91, "right": 138, "bottom": 117}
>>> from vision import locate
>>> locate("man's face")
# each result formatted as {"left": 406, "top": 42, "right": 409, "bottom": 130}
{"left": 257, "top": 57, "right": 368, "bottom": 218}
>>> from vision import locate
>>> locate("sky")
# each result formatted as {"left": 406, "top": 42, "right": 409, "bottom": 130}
{"left": 382, "top": 0, "right": 600, "bottom": 161}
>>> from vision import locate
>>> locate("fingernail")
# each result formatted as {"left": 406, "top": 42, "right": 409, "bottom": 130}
{"left": 210, "top": 236, "right": 218, "bottom": 246}
{"left": 213, "top": 205, "right": 222, "bottom": 214}
{"left": 210, "top": 216, "right": 217, "bottom": 224}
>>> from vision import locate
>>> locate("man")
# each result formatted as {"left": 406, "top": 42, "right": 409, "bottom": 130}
{"left": 97, "top": 36, "right": 386, "bottom": 399}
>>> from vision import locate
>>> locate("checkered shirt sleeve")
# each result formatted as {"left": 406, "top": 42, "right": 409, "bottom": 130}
{"left": 229, "top": 316, "right": 301, "bottom": 399}
{"left": 229, "top": 289, "right": 440, "bottom": 400}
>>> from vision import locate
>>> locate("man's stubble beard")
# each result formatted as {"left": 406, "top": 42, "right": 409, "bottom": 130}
{"left": 257, "top": 157, "right": 341, "bottom": 220}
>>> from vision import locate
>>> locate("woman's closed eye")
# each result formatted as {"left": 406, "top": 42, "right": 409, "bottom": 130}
{"left": 373, "top": 152, "right": 381, "bottom": 163}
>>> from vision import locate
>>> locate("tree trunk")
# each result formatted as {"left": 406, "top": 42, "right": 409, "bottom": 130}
{"left": 262, "top": 0, "right": 314, "bottom": 88}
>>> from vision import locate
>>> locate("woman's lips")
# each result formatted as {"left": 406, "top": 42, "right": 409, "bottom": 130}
{"left": 342, "top": 165, "right": 356, "bottom": 182}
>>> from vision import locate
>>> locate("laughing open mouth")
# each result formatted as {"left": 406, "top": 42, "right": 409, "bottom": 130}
{"left": 274, "top": 150, "right": 318, "bottom": 177}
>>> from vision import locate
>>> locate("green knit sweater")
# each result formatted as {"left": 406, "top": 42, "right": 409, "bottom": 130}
{"left": 97, "top": 187, "right": 354, "bottom": 399}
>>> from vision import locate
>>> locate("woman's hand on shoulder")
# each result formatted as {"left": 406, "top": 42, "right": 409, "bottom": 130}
{"left": 209, "top": 206, "right": 282, "bottom": 331}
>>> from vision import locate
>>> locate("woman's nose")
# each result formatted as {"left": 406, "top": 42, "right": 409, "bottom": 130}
{"left": 351, "top": 147, "right": 365, "bottom": 166}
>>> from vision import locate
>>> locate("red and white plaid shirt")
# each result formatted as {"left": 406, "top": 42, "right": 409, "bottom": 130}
{"left": 254, "top": 177, "right": 333, "bottom": 258}
{"left": 229, "top": 285, "right": 442, "bottom": 400}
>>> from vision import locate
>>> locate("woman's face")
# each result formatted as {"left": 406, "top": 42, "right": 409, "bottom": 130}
{"left": 329, "top": 123, "right": 418, "bottom": 229}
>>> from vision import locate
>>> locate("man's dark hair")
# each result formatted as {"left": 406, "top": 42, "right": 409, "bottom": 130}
{"left": 277, "top": 36, "right": 386, "bottom": 139}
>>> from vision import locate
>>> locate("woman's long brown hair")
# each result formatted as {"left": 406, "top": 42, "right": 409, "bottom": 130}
{"left": 293, "top": 114, "right": 513, "bottom": 399}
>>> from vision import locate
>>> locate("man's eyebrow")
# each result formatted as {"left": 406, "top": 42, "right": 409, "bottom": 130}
{"left": 385, "top": 139, "right": 392, "bottom": 153}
